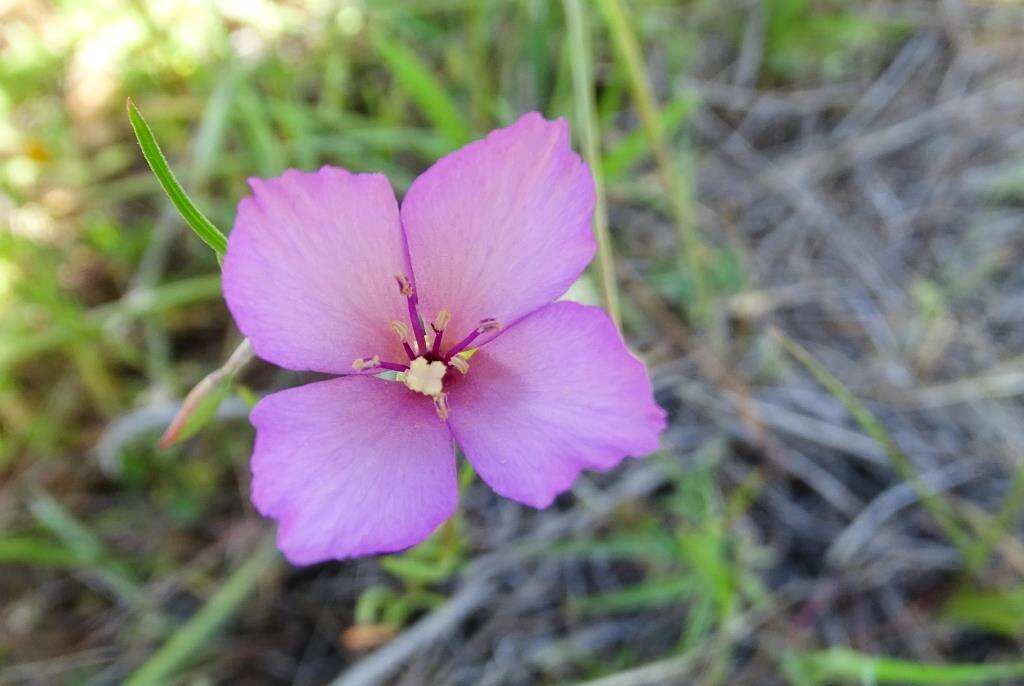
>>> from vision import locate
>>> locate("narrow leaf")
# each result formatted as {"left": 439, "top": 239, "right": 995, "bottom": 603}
{"left": 124, "top": 535, "right": 280, "bottom": 686}
{"left": 127, "top": 98, "right": 228, "bottom": 258}
{"left": 785, "top": 648, "right": 1024, "bottom": 685}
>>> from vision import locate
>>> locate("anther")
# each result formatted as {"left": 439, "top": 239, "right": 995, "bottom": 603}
{"left": 391, "top": 321, "right": 411, "bottom": 342}
{"left": 432, "top": 309, "right": 451, "bottom": 332}
{"left": 448, "top": 355, "right": 469, "bottom": 375}
{"left": 395, "top": 274, "right": 413, "bottom": 297}
{"left": 445, "top": 317, "right": 502, "bottom": 360}
{"left": 391, "top": 320, "right": 417, "bottom": 358}
{"left": 476, "top": 318, "right": 501, "bottom": 333}
{"left": 395, "top": 273, "right": 428, "bottom": 352}
{"left": 352, "top": 355, "right": 381, "bottom": 371}
{"left": 433, "top": 392, "right": 450, "bottom": 420}
{"left": 430, "top": 308, "right": 452, "bottom": 356}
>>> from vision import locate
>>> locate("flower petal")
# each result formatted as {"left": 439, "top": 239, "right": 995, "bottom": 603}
{"left": 250, "top": 377, "right": 456, "bottom": 564}
{"left": 400, "top": 112, "right": 596, "bottom": 347}
{"left": 223, "top": 167, "right": 411, "bottom": 374}
{"left": 446, "top": 302, "right": 665, "bottom": 508}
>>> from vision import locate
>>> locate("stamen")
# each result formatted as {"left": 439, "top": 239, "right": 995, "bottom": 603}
{"left": 445, "top": 318, "right": 501, "bottom": 360}
{"left": 391, "top": 321, "right": 410, "bottom": 341}
{"left": 391, "top": 321, "right": 417, "bottom": 359}
{"left": 448, "top": 355, "right": 469, "bottom": 374}
{"left": 430, "top": 308, "right": 451, "bottom": 356}
{"left": 432, "top": 309, "right": 451, "bottom": 331}
{"left": 351, "top": 355, "right": 408, "bottom": 373}
{"left": 433, "top": 392, "right": 450, "bottom": 420}
{"left": 395, "top": 273, "right": 427, "bottom": 354}
{"left": 394, "top": 274, "right": 413, "bottom": 297}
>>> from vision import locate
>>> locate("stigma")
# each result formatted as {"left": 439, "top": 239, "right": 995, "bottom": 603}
{"left": 403, "top": 357, "right": 446, "bottom": 396}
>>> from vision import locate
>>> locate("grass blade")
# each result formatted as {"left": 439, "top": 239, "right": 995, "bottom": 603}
{"left": 786, "top": 648, "right": 1024, "bottom": 685}
{"left": 29, "top": 490, "right": 144, "bottom": 605}
{"left": 602, "top": 93, "right": 697, "bottom": 183}
{"left": 123, "top": 534, "right": 280, "bottom": 686}
{"left": 371, "top": 32, "right": 471, "bottom": 147}
{"left": 564, "top": 0, "right": 621, "bottom": 328}
{"left": 127, "top": 98, "right": 228, "bottom": 259}
{"left": 964, "top": 460, "right": 1024, "bottom": 570}
{"left": 770, "top": 328, "right": 975, "bottom": 566}
{"left": 597, "top": 0, "right": 710, "bottom": 320}
{"left": 0, "top": 537, "right": 80, "bottom": 567}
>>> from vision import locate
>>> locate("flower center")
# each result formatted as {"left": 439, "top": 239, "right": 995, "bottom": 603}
{"left": 350, "top": 274, "right": 501, "bottom": 419}
{"left": 404, "top": 357, "right": 445, "bottom": 396}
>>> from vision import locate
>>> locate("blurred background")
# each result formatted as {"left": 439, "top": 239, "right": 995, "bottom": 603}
{"left": 4, "top": 0, "right": 1024, "bottom": 684}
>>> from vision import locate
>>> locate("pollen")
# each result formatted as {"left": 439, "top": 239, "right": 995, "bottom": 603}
{"left": 352, "top": 355, "right": 380, "bottom": 371}
{"left": 403, "top": 356, "right": 446, "bottom": 397}
{"left": 395, "top": 274, "right": 414, "bottom": 297}
{"left": 434, "top": 393, "right": 450, "bottom": 420}
{"left": 432, "top": 308, "right": 451, "bottom": 331}
{"left": 390, "top": 321, "right": 411, "bottom": 342}
{"left": 449, "top": 355, "right": 469, "bottom": 374}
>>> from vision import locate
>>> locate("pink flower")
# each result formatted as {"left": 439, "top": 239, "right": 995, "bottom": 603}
{"left": 223, "top": 113, "right": 666, "bottom": 564}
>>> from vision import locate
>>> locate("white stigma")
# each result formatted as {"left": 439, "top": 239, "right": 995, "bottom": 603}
{"left": 403, "top": 357, "right": 446, "bottom": 397}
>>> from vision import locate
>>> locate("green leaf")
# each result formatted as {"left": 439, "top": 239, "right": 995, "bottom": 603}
{"left": 943, "top": 585, "right": 1024, "bottom": 637}
{"left": 573, "top": 577, "right": 694, "bottom": 615}
{"left": 0, "top": 536, "right": 79, "bottom": 567}
{"left": 126, "top": 98, "right": 228, "bottom": 259}
{"left": 381, "top": 554, "right": 455, "bottom": 585}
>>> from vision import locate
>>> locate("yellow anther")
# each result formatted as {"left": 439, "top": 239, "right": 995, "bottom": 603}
{"left": 432, "top": 308, "right": 451, "bottom": 331}
{"left": 352, "top": 355, "right": 380, "bottom": 371}
{"left": 433, "top": 393, "right": 450, "bottom": 420}
{"left": 395, "top": 274, "right": 413, "bottom": 297}
{"left": 448, "top": 355, "right": 469, "bottom": 375}
{"left": 403, "top": 357, "right": 446, "bottom": 397}
{"left": 390, "top": 321, "right": 411, "bottom": 342}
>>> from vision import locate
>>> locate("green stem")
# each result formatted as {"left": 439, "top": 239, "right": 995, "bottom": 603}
{"left": 597, "top": 0, "right": 709, "bottom": 320}
{"left": 564, "top": 0, "right": 621, "bottom": 328}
